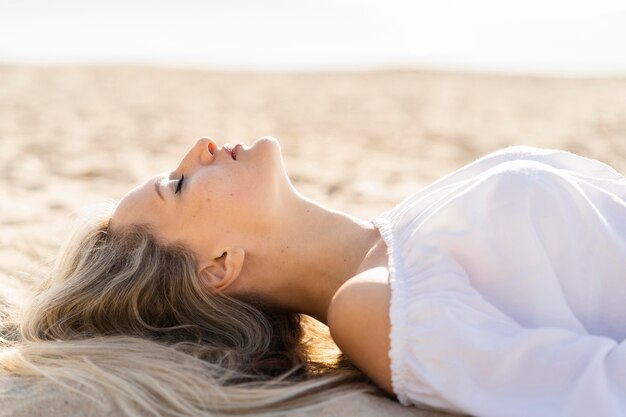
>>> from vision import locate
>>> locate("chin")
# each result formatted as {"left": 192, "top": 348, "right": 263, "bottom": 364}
{"left": 251, "top": 136, "right": 283, "bottom": 167}
{"left": 254, "top": 136, "right": 281, "bottom": 150}
{"left": 252, "top": 136, "right": 295, "bottom": 191}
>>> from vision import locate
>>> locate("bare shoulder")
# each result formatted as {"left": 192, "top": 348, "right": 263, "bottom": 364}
{"left": 327, "top": 266, "right": 393, "bottom": 395}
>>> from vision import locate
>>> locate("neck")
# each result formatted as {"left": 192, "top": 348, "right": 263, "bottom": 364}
{"left": 253, "top": 192, "right": 386, "bottom": 324}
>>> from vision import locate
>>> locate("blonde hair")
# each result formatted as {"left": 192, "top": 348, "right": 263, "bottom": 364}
{"left": 0, "top": 204, "right": 378, "bottom": 416}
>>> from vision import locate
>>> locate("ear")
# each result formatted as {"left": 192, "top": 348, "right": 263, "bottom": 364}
{"left": 199, "top": 247, "right": 246, "bottom": 292}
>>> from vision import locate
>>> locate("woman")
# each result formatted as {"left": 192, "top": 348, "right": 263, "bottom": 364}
{"left": 3, "top": 137, "right": 626, "bottom": 417}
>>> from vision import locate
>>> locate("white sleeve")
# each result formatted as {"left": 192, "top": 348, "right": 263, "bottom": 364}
{"left": 401, "top": 280, "right": 626, "bottom": 417}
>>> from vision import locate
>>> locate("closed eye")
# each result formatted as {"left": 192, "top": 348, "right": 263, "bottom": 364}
{"left": 174, "top": 175, "right": 185, "bottom": 194}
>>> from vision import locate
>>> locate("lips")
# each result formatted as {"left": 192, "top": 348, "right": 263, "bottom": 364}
{"left": 232, "top": 144, "right": 242, "bottom": 160}
{"left": 223, "top": 144, "right": 234, "bottom": 160}
{"left": 222, "top": 143, "right": 243, "bottom": 160}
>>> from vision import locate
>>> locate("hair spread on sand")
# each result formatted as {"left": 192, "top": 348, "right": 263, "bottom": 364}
{"left": 0, "top": 204, "right": 377, "bottom": 416}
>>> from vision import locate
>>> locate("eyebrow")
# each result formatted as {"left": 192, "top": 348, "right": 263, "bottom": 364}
{"left": 154, "top": 180, "right": 165, "bottom": 202}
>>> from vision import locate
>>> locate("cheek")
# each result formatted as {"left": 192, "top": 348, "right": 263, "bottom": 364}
{"left": 188, "top": 169, "right": 270, "bottom": 228}
{"left": 188, "top": 182, "right": 242, "bottom": 221}
{"left": 210, "top": 173, "right": 258, "bottom": 207}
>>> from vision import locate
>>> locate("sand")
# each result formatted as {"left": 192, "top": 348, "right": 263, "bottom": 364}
{"left": 1, "top": 65, "right": 625, "bottom": 416}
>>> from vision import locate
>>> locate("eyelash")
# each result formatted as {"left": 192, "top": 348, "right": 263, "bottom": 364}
{"left": 174, "top": 175, "right": 185, "bottom": 194}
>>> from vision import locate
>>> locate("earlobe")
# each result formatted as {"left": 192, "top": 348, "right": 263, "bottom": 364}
{"left": 199, "top": 247, "right": 245, "bottom": 292}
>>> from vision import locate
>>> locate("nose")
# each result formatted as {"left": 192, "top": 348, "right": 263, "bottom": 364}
{"left": 194, "top": 137, "right": 220, "bottom": 166}
{"left": 194, "top": 137, "right": 218, "bottom": 156}
{"left": 177, "top": 137, "right": 218, "bottom": 172}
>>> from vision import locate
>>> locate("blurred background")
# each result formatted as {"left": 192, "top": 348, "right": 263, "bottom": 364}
{"left": 1, "top": 0, "right": 626, "bottom": 301}
{"left": 2, "top": 0, "right": 626, "bottom": 74}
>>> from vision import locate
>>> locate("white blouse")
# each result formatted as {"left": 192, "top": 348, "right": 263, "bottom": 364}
{"left": 370, "top": 145, "right": 626, "bottom": 417}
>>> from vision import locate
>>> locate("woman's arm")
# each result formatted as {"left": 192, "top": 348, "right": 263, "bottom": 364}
{"left": 331, "top": 268, "right": 626, "bottom": 417}
{"left": 327, "top": 266, "right": 393, "bottom": 395}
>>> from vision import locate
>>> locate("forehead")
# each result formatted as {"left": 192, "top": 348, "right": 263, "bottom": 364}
{"left": 110, "top": 177, "right": 163, "bottom": 232}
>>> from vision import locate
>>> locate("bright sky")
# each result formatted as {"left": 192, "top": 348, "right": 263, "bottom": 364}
{"left": 1, "top": 0, "right": 625, "bottom": 75}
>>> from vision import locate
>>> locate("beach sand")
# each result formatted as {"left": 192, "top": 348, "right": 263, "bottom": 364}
{"left": 1, "top": 65, "right": 625, "bottom": 416}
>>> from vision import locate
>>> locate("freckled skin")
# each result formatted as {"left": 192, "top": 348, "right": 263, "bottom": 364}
{"left": 111, "top": 137, "right": 289, "bottom": 265}
{"left": 111, "top": 136, "right": 395, "bottom": 394}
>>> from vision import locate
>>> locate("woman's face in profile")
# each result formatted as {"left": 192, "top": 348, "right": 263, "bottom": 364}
{"left": 111, "top": 136, "right": 290, "bottom": 258}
